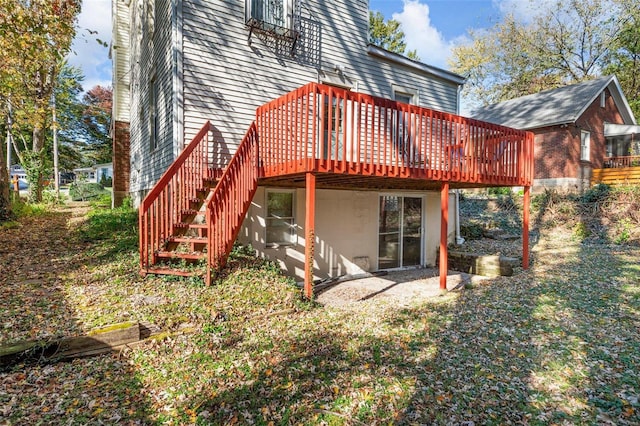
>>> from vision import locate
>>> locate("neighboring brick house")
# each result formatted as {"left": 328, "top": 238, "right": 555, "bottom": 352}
{"left": 472, "top": 76, "right": 638, "bottom": 192}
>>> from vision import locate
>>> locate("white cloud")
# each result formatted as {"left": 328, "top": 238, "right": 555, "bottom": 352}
{"left": 67, "top": 0, "right": 112, "bottom": 92}
{"left": 392, "top": 0, "right": 453, "bottom": 70}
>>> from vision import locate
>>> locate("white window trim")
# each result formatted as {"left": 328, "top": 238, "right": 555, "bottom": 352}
{"left": 392, "top": 84, "right": 419, "bottom": 105}
{"left": 581, "top": 130, "right": 591, "bottom": 162}
{"left": 265, "top": 189, "right": 296, "bottom": 247}
{"left": 245, "top": 0, "right": 294, "bottom": 30}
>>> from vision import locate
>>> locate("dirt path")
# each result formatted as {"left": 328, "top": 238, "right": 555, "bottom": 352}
{"left": 0, "top": 203, "right": 91, "bottom": 344}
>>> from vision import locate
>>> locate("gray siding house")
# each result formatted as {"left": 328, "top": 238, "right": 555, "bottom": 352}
{"left": 112, "top": 0, "right": 534, "bottom": 287}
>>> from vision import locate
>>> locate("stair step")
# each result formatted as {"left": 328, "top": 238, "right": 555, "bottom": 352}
{"left": 144, "top": 267, "right": 201, "bottom": 277}
{"left": 156, "top": 251, "right": 206, "bottom": 261}
{"left": 174, "top": 222, "right": 208, "bottom": 229}
{"left": 167, "top": 236, "right": 207, "bottom": 244}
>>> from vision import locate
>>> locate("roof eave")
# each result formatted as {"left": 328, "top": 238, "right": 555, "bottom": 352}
{"left": 367, "top": 44, "right": 466, "bottom": 86}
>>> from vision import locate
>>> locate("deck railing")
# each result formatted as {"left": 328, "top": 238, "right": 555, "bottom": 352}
{"left": 139, "top": 122, "right": 222, "bottom": 272}
{"left": 256, "top": 83, "right": 534, "bottom": 186}
{"left": 205, "top": 123, "right": 260, "bottom": 283}
{"left": 604, "top": 155, "right": 640, "bottom": 168}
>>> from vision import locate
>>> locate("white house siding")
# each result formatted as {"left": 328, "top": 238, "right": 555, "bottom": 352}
{"left": 127, "top": 0, "right": 464, "bottom": 200}
{"left": 112, "top": 0, "right": 131, "bottom": 123}
{"left": 176, "top": 0, "right": 463, "bottom": 175}
{"left": 129, "top": 0, "right": 178, "bottom": 201}
{"left": 239, "top": 188, "right": 456, "bottom": 281}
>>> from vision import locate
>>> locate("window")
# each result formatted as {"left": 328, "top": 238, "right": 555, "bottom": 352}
{"left": 149, "top": 77, "right": 159, "bottom": 151}
{"left": 266, "top": 190, "right": 295, "bottom": 246}
{"left": 600, "top": 92, "right": 606, "bottom": 108}
{"left": 246, "top": 0, "right": 294, "bottom": 35}
{"left": 392, "top": 89, "right": 416, "bottom": 163}
{"left": 394, "top": 92, "right": 413, "bottom": 104}
{"left": 581, "top": 130, "right": 591, "bottom": 162}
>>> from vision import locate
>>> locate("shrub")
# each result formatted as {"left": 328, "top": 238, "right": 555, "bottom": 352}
{"left": 69, "top": 182, "right": 107, "bottom": 201}
{"left": 460, "top": 223, "right": 484, "bottom": 240}
{"left": 572, "top": 221, "right": 591, "bottom": 241}
{"left": 487, "top": 187, "right": 512, "bottom": 196}
{"left": 581, "top": 183, "right": 610, "bottom": 203}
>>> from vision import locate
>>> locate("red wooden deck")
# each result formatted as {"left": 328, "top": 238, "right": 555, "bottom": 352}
{"left": 139, "top": 83, "right": 534, "bottom": 294}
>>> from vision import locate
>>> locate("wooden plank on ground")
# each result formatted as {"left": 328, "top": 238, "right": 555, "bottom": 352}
{"left": 0, "top": 321, "right": 159, "bottom": 371}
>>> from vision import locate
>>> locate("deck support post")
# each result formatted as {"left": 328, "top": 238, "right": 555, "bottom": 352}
{"left": 439, "top": 182, "right": 449, "bottom": 290}
{"left": 523, "top": 185, "right": 530, "bottom": 269}
{"left": 304, "top": 172, "right": 316, "bottom": 299}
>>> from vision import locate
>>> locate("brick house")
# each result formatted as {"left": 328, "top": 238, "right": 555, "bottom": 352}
{"left": 472, "top": 76, "right": 638, "bottom": 192}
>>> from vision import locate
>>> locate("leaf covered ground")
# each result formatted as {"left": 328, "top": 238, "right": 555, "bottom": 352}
{"left": 1, "top": 193, "right": 639, "bottom": 425}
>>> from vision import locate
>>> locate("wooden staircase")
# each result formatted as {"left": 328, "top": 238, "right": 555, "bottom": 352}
{"left": 139, "top": 121, "right": 259, "bottom": 282}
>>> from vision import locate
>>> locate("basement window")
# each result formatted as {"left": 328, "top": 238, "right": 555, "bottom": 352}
{"left": 266, "top": 190, "right": 295, "bottom": 246}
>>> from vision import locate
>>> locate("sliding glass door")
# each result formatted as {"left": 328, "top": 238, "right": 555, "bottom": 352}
{"left": 378, "top": 195, "right": 423, "bottom": 269}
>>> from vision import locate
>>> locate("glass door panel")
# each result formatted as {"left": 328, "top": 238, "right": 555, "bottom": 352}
{"left": 402, "top": 197, "right": 422, "bottom": 266}
{"left": 378, "top": 196, "right": 423, "bottom": 269}
{"left": 378, "top": 196, "right": 400, "bottom": 269}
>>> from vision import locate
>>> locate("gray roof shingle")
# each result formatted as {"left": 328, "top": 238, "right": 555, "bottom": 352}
{"left": 471, "top": 76, "right": 617, "bottom": 130}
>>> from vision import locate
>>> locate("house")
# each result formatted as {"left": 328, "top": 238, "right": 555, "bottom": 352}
{"left": 9, "top": 164, "right": 26, "bottom": 181}
{"left": 472, "top": 75, "right": 639, "bottom": 192}
{"left": 112, "top": 0, "right": 534, "bottom": 295}
{"left": 73, "top": 163, "right": 113, "bottom": 185}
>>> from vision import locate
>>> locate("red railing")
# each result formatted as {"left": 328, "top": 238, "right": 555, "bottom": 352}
{"left": 205, "top": 123, "right": 260, "bottom": 283}
{"left": 139, "top": 122, "right": 224, "bottom": 272}
{"left": 604, "top": 155, "right": 640, "bottom": 168}
{"left": 256, "top": 83, "right": 534, "bottom": 186}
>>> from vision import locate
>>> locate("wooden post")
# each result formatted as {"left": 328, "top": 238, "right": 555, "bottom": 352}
{"left": 523, "top": 185, "right": 530, "bottom": 269}
{"left": 304, "top": 172, "right": 316, "bottom": 299}
{"left": 440, "top": 182, "right": 449, "bottom": 290}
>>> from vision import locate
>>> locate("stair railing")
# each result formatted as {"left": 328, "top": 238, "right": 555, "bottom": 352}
{"left": 205, "top": 122, "right": 260, "bottom": 284}
{"left": 139, "top": 121, "right": 217, "bottom": 273}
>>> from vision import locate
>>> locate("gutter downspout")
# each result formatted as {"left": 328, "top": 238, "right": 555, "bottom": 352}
{"left": 455, "top": 83, "right": 465, "bottom": 245}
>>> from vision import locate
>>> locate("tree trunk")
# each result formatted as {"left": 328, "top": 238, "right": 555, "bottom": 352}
{"left": 29, "top": 126, "right": 45, "bottom": 202}
{"left": 0, "top": 143, "right": 11, "bottom": 221}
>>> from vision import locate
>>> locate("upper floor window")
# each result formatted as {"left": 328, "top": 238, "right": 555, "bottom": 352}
{"left": 246, "top": 0, "right": 294, "bottom": 36}
{"left": 149, "top": 77, "right": 159, "bottom": 151}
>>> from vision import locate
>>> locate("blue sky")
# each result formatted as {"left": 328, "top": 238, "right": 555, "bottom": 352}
{"left": 67, "top": 0, "right": 112, "bottom": 92}
{"left": 68, "top": 0, "right": 525, "bottom": 93}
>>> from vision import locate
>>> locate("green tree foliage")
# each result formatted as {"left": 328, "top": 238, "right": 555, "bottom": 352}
{"left": 0, "top": 0, "right": 81, "bottom": 202}
{"left": 450, "top": 0, "right": 627, "bottom": 107}
{"left": 55, "top": 66, "right": 113, "bottom": 168}
{"left": 369, "top": 11, "right": 419, "bottom": 61}
{"left": 80, "top": 85, "right": 112, "bottom": 165}
{"left": 604, "top": 0, "right": 640, "bottom": 118}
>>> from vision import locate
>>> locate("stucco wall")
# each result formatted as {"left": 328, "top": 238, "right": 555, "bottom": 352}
{"left": 239, "top": 187, "right": 456, "bottom": 281}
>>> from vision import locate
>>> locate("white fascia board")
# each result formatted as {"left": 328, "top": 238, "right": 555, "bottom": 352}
{"left": 604, "top": 123, "right": 640, "bottom": 137}
{"left": 366, "top": 44, "right": 466, "bottom": 86}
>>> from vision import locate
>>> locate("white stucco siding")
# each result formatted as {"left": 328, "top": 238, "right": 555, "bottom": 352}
{"left": 240, "top": 187, "right": 456, "bottom": 281}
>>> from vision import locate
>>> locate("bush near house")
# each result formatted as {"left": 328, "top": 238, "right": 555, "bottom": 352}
{"left": 69, "top": 181, "right": 108, "bottom": 201}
